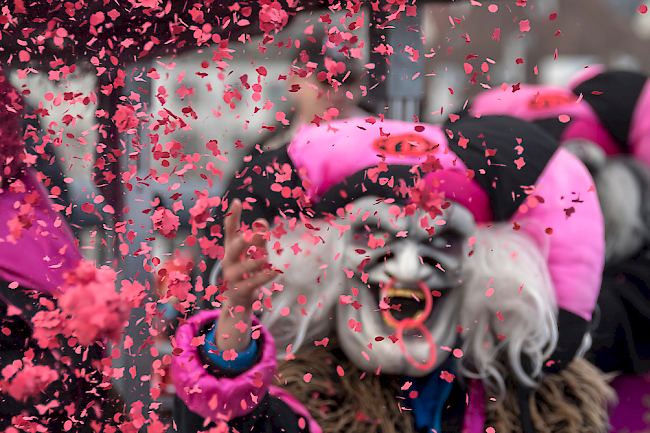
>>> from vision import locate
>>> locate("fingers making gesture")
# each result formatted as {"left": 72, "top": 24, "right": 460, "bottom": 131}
{"left": 216, "top": 199, "right": 278, "bottom": 351}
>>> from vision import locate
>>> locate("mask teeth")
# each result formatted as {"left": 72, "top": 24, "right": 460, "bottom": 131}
{"left": 381, "top": 309, "right": 425, "bottom": 329}
{"left": 385, "top": 287, "right": 425, "bottom": 299}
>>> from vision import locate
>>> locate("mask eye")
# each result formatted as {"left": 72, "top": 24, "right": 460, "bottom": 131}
{"left": 353, "top": 224, "right": 391, "bottom": 249}
{"left": 429, "top": 229, "right": 461, "bottom": 249}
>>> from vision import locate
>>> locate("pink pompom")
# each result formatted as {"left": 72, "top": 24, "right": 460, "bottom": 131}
{"left": 31, "top": 261, "right": 134, "bottom": 348}
{"left": 1, "top": 364, "right": 59, "bottom": 402}
{"left": 58, "top": 263, "right": 129, "bottom": 346}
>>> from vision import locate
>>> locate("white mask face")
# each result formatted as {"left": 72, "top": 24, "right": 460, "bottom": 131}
{"left": 336, "top": 197, "right": 476, "bottom": 376}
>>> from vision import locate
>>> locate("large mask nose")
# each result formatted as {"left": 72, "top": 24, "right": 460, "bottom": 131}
{"left": 384, "top": 241, "right": 432, "bottom": 284}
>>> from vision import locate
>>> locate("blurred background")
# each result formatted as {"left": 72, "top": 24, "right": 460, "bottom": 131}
{"left": 8, "top": 0, "right": 650, "bottom": 422}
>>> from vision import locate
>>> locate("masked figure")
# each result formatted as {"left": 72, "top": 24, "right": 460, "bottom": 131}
{"left": 470, "top": 70, "right": 650, "bottom": 431}
{"left": 172, "top": 115, "right": 612, "bottom": 432}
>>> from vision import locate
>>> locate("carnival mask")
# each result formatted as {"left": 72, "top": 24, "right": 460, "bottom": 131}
{"left": 336, "top": 197, "right": 476, "bottom": 377}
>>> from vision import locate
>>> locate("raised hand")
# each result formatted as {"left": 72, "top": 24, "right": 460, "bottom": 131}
{"left": 216, "top": 199, "right": 277, "bottom": 351}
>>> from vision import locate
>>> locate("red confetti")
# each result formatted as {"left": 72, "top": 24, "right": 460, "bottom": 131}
{"left": 440, "top": 371, "right": 455, "bottom": 383}
{"left": 258, "top": 2, "right": 289, "bottom": 34}
{"left": 152, "top": 207, "right": 180, "bottom": 239}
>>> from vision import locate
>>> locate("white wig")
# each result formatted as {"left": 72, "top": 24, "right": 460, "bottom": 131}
{"left": 564, "top": 140, "right": 650, "bottom": 263}
{"left": 457, "top": 223, "right": 558, "bottom": 403}
{"left": 259, "top": 219, "right": 559, "bottom": 405}
{"left": 594, "top": 157, "right": 650, "bottom": 263}
{"left": 262, "top": 221, "right": 345, "bottom": 357}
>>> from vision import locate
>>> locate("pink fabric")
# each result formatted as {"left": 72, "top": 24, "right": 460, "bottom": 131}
{"left": 423, "top": 169, "right": 493, "bottom": 223}
{"left": 288, "top": 119, "right": 462, "bottom": 202}
{"left": 511, "top": 148, "right": 604, "bottom": 321}
{"left": 629, "top": 79, "right": 650, "bottom": 169}
{"left": 560, "top": 116, "right": 621, "bottom": 156}
{"left": 0, "top": 170, "right": 81, "bottom": 295}
{"left": 471, "top": 84, "right": 584, "bottom": 121}
{"left": 171, "top": 310, "right": 320, "bottom": 426}
{"left": 462, "top": 379, "right": 486, "bottom": 433}
{"left": 471, "top": 84, "right": 621, "bottom": 156}
{"left": 608, "top": 373, "right": 650, "bottom": 432}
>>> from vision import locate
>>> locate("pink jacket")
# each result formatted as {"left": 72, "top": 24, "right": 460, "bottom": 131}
{"left": 171, "top": 309, "right": 488, "bottom": 431}
{"left": 171, "top": 309, "right": 323, "bottom": 432}
{"left": 0, "top": 170, "right": 81, "bottom": 295}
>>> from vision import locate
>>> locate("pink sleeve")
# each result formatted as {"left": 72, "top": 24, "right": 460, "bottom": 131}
{"left": 511, "top": 148, "right": 605, "bottom": 321}
{"left": 171, "top": 310, "right": 279, "bottom": 421}
{"left": 630, "top": 79, "right": 650, "bottom": 169}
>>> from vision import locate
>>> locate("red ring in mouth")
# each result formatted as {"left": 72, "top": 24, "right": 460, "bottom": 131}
{"left": 397, "top": 318, "right": 437, "bottom": 370}
{"left": 380, "top": 279, "right": 434, "bottom": 329}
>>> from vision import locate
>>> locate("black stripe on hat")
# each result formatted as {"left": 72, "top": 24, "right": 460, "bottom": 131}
{"left": 533, "top": 117, "right": 569, "bottom": 142}
{"left": 313, "top": 164, "right": 420, "bottom": 217}
{"left": 443, "top": 115, "right": 559, "bottom": 221}
{"left": 572, "top": 71, "right": 648, "bottom": 152}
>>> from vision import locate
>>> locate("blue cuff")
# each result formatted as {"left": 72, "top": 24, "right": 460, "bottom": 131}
{"left": 204, "top": 320, "right": 258, "bottom": 370}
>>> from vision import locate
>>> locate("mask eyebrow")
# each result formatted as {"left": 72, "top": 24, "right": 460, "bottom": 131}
{"left": 356, "top": 217, "right": 398, "bottom": 236}
{"left": 352, "top": 213, "right": 403, "bottom": 237}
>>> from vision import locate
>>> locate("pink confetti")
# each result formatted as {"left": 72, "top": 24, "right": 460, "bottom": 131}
{"left": 1, "top": 364, "right": 58, "bottom": 402}
{"left": 258, "top": 1, "right": 289, "bottom": 34}
{"left": 514, "top": 157, "right": 526, "bottom": 170}
{"left": 120, "top": 280, "right": 146, "bottom": 308}
{"left": 440, "top": 371, "right": 455, "bottom": 383}
{"left": 519, "top": 19, "right": 531, "bottom": 32}
{"left": 152, "top": 207, "right": 180, "bottom": 239}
